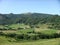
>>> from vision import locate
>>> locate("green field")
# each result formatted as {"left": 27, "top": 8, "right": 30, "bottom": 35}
{"left": 0, "top": 36, "right": 60, "bottom": 45}
{"left": 0, "top": 24, "right": 60, "bottom": 45}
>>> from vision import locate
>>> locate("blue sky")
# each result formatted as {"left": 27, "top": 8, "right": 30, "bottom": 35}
{"left": 0, "top": 0, "right": 59, "bottom": 14}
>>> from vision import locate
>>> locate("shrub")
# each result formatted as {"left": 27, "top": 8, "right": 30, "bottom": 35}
{"left": 18, "top": 27, "right": 23, "bottom": 30}
{"left": 15, "top": 34, "right": 24, "bottom": 39}
{"left": 29, "top": 34, "right": 39, "bottom": 40}
{"left": 30, "top": 25, "right": 34, "bottom": 28}
{"left": 24, "top": 34, "right": 30, "bottom": 40}
{"left": 6, "top": 33, "right": 16, "bottom": 38}
{"left": 48, "top": 26, "right": 53, "bottom": 29}
{"left": 0, "top": 28, "right": 3, "bottom": 30}
{"left": 35, "top": 26, "right": 40, "bottom": 28}
{"left": 0, "top": 32, "right": 4, "bottom": 36}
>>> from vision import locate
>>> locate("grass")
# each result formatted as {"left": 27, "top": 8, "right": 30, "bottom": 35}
{"left": 0, "top": 28, "right": 59, "bottom": 45}
{"left": 0, "top": 25, "right": 5, "bottom": 28}
{"left": 0, "top": 36, "right": 60, "bottom": 45}
{"left": 9, "top": 23, "right": 30, "bottom": 29}
{"left": 0, "top": 24, "right": 60, "bottom": 45}
{"left": 1, "top": 28, "right": 34, "bottom": 34}
{"left": 16, "top": 28, "right": 34, "bottom": 34}
{"left": 0, "top": 24, "right": 30, "bottom": 30}
{"left": 40, "top": 29, "right": 57, "bottom": 35}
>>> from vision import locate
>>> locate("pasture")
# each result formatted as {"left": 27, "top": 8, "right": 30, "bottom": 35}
{"left": 0, "top": 24, "right": 60, "bottom": 45}
{"left": 0, "top": 36, "right": 60, "bottom": 45}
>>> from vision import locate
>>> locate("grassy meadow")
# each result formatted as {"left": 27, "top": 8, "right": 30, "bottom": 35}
{"left": 0, "top": 36, "right": 60, "bottom": 45}
{"left": 0, "top": 24, "right": 60, "bottom": 45}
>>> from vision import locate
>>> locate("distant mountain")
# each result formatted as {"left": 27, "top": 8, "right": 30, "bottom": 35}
{"left": 0, "top": 13, "right": 59, "bottom": 25}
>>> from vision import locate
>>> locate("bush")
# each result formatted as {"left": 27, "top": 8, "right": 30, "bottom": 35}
{"left": 18, "top": 27, "right": 23, "bottom": 30}
{"left": 0, "top": 32, "right": 5, "bottom": 36}
{"left": 6, "top": 33, "right": 16, "bottom": 38}
{"left": 30, "top": 25, "right": 34, "bottom": 28}
{"left": 0, "top": 28, "right": 3, "bottom": 30}
{"left": 24, "top": 34, "right": 30, "bottom": 40}
{"left": 48, "top": 26, "right": 53, "bottom": 29}
{"left": 28, "top": 34, "right": 39, "bottom": 40}
{"left": 1, "top": 31, "right": 60, "bottom": 41}
{"left": 35, "top": 26, "right": 40, "bottom": 28}
{"left": 15, "top": 34, "right": 24, "bottom": 39}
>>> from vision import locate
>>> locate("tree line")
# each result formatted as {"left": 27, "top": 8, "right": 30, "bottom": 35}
{"left": 0, "top": 13, "right": 60, "bottom": 29}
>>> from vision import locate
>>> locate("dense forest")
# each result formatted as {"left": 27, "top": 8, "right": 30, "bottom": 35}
{"left": 0, "top": 13, "right": 60, "bottom": 29}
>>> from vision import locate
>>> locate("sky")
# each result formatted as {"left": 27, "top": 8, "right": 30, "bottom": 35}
{"left": 0, "top": 0, "right": 60, "bottom": 14}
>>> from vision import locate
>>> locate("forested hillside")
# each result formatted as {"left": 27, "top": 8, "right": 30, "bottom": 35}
{"left": 0, "top": 13, "right": 60, "bottom": 29}
{"left": 0, "top": 13, "right": 60, "bottom": 45}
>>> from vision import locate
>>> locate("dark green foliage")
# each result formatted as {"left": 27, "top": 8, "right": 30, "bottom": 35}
{"left": 30, "top": 25, "right": 34, "bottom": 28}
{"left": 35, "top": 26, "right": 40, "bottom": 28}
{"left": 6, "top": 33, "right": 16, "bottom": 38}
{"left": 15, "top": 34, "right": 24, "bottom": 39}
{"left": 0, "top": 32, "right": 5, "bottom": 36}
{"left": 0, "top": 13, "right": 59, "bottom": 25}
{"left": 17, "top": 27, "right": 24, "bottom": 30}
{"left": 2, "top": 32, "right": 60, "bottom": 40}
{"left": 30, "top": 34, "right": 39, "bottom": 40}
{"left": 23, "top": 34, "right": 30, "bottom": 40}
{"left": 0, "top": 13, "right": 60, "bottom": 29}
{"left": 0, "top": 28, "right": 3, "bottom": 30}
